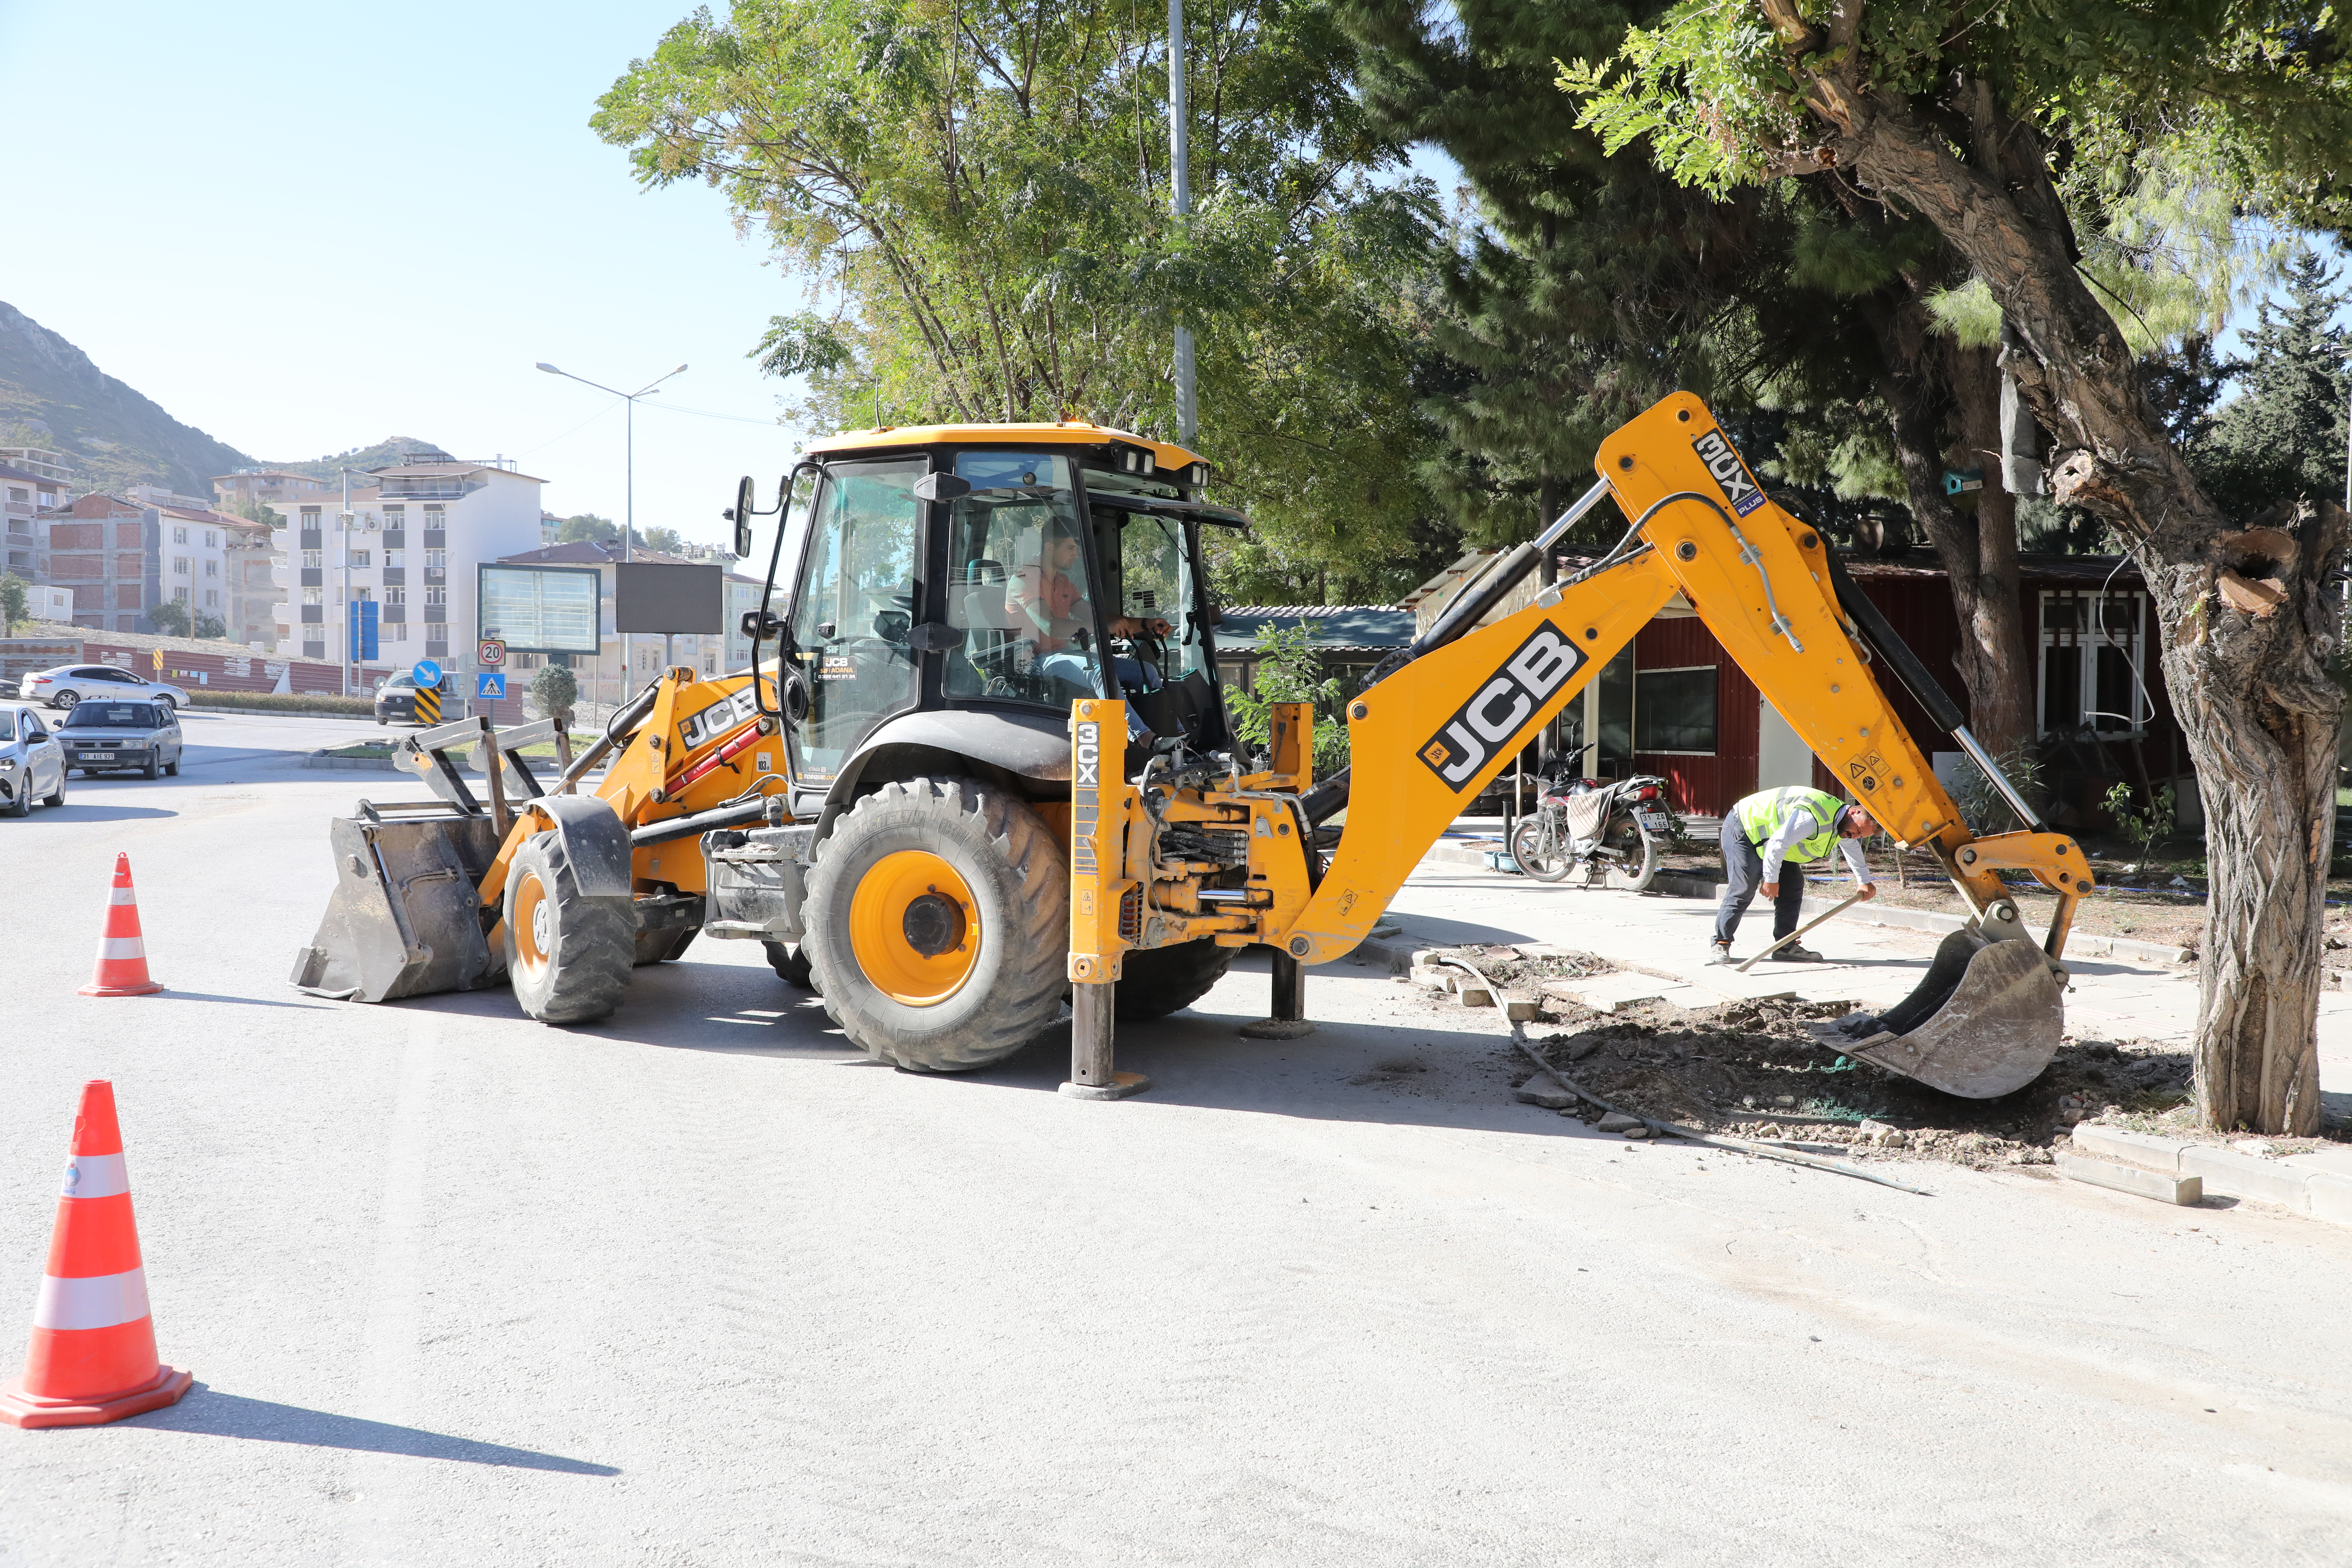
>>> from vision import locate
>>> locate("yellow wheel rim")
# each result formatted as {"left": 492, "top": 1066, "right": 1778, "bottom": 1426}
{"left": 513, "top": 869, "right": 552, "bottom": 980}
{"left": 849, "top": 850, "right": 981, "bottom": 1006}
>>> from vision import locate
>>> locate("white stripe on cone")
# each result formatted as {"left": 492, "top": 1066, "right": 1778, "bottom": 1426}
{"left": 32, "top": 1268, "right": 152, "bottom": 1332}
{"left": 60, "top": 1153, "right": 130, "bottom": 1199}
{"left": 110, "top": 887, "right": 137, "bottom": 905}
{"left": 100, "top": 937, "right": 147, "bottom": 961}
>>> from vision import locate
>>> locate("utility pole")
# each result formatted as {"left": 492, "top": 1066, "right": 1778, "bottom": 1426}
{"left": 538, "top": 361, "right": 687, "bottom": 702}
{"left": 338, "top": 468, "right": 354, "bottom": 699}
{"left": 1169, "top": 0, "right": 1195, "bottom": 447}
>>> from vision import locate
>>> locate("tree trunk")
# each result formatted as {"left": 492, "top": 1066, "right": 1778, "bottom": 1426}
{"left": 1944, "top": 343, "right": 2036, "bottom": 758}
{"left": 1858, "top": 293, "right": 2031, "bottom": 755}
{"left": 1814, "top": 83, "right": 2344, "bottom": 1134}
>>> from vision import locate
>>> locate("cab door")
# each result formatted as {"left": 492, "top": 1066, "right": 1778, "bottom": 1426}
{"left": 783, "top": 458, "right": 927, "bottom": 795}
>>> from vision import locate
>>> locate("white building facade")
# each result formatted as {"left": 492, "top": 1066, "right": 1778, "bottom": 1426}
{"left": 271, "top": 455, "right": 545, "bottom": 677}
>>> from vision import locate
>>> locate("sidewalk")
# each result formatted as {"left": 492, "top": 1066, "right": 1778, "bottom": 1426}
{"left": 1368, "top": 853, "right": 2352, "bottom": 1119}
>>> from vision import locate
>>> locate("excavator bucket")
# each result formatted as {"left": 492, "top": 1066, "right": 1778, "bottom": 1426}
{"left": 1808, "top": 908, "right": 2064, "bottom": 1099}
{"left": 289, "top": 713, "right": 558, "bottom": 1004}
{"left": 288, "top": 800, "right": 505, "bottom": 1002}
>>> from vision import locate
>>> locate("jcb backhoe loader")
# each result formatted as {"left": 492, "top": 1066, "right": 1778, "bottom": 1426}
{"left": 294, "top": 394, "right": 2088, "bottom": 1101}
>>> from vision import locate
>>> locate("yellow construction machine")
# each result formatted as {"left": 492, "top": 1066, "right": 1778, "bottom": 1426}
{"left": 294, "top": 393, "right": 2087, "bottom": 1101}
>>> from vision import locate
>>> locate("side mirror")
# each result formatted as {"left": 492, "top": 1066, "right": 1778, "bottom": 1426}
{"left": 740, "top": 608, "right": 785, "bottom": 641}
{"left": 913, "top": 472, "right": 972, "bottom": 503}
{"left": 1205, "top": 603, "right": 1226, "bottom": 627}
{"left": 726, "top": 476, "right": 756, "bottom": 557}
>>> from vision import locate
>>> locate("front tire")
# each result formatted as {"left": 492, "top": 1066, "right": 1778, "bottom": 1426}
{"left": 503, "top": 832, "right": 635, "bottom": 1024}
{"left": 803, "top": 776, "right": 1067, "bottom": 1072}
{"left": 143, "top": 758, "right": 160, "bottom": 780}
{"left": 1115, "top": 939, "right": 1232, "bottom": 1018}
{"left": 1510, "top": 816, "right": 1571, "bottom": 881}
{"left": 3, "top": 785, "right": 26, "bottom": 818}
{"left": 43, "top": 774, "right": 64, "bottom": 808}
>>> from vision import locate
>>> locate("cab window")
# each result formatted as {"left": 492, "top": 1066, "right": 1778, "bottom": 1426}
{"left": 942, "top": 451, "right": 1105, "bottom": 707}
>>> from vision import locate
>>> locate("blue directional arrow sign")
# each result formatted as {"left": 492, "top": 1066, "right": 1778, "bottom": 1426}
{"left": 412, "top": 658, "right": 443, "bottom": 687}
{"left": 475, "top": 672, "right": 506, "bottom": 700}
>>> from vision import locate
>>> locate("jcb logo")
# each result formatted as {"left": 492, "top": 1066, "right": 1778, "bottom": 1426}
{"left": 678, "top": 686, "right": 760, "bottom": 752}
{"left": 1692, "top": 429, "right": 1766, "bottom": 517}
{"left": 1416, "top": 625, "right": 1586, "bottom": 792}
{"left": 1072, "top": 720, "right": 1102, "bottom": 877}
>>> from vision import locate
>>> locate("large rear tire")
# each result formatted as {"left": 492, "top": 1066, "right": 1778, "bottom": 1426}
{"left": 1115, "top": 939, "right": 1232, "bottom": 1019}
{"left": 503, "top": 833, "right": 635, "bottom": 1024}
{"left": 803, "top": 776, "right": 1067, "bottom": 1072}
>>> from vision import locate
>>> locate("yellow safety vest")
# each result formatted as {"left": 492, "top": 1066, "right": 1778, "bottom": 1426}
{"left": 1736, "top": 786, "right": 1843, "bottom": 863}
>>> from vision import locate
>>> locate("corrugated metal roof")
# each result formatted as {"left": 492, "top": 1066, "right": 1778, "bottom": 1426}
{"left": 1217, "top": 605, "right": 1415, "bottom": 653}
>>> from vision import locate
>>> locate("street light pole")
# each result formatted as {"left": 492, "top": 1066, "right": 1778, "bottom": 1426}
{"left": 1168, "top": 0, "right": 1195, "bottom": 447}
{"left": 537, "top": 360, "right": 687, "bottom": 706}
{"left": 338, "top": 468, "right": 352, "bottom": 698}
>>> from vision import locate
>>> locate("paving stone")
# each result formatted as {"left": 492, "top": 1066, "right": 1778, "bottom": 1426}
{"left": 1513, "top": 1078, "right": 1576, "bottom": 1110}
{"left": 1455, "top": 983, "right": 1494, "bottom": 1008}
{"left": 2056, "top": 1151, "right": 2203, "bottom": 1205}
{"left": 2308, "top": 1172, "right": 2352, "bottom": 1227}
{"left": 1500, "top": 992, "right": 1542, "bottom": 1022}
{"left": 2068, "top": 1123, "right": 2192, "bottom": 1172}
{"left": 2181, "top": 1143, "right": 2311, "bottom": 1209}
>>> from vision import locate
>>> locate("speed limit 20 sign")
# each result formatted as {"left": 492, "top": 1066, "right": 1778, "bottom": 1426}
{"left": 477, "top": 638, "right": 507, "bottom": 667}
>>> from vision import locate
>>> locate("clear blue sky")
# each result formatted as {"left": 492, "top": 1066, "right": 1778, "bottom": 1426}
{"left": 2, "top": 0, "right": 802, "bottom": 552}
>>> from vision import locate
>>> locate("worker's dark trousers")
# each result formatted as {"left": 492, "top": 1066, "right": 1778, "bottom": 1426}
{"left": 1714, "top": 817, "right": 1807, "bottom": 947}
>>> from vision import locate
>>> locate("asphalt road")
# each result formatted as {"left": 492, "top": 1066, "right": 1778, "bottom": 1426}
{"left": 3, "top": 719, "right": 2350, "bottom": 1565}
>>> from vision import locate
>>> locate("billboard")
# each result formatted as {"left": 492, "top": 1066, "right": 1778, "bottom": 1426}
{"left": 477, "top": 564, "right": 602, "bottom": 655}
{"left": 615, "top": 562, "right": 723, "bottom": 635}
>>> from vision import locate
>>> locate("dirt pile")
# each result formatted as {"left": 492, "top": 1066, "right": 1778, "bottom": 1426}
{"left": 1417, "top": 945, "right": 2197, "bottom": 1168}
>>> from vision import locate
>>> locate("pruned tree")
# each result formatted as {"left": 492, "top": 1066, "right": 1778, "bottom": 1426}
{"left": 1569, "top": 0, "right": 2352, "bottom": 1133}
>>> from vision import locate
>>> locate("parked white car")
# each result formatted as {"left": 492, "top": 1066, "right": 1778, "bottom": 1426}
{"left": 18, "top": 663, "right": 192, "bottom": 713}
{"left": 0, "top": 703, "right": 68, "bottom": 817}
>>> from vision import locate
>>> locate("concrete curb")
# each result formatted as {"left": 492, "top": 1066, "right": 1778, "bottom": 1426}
{"left": 2069, "top": 1123, "right": 2352, "bottom": 1225}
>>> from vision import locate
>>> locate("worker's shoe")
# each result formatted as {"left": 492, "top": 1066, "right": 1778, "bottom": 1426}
{"left": 1707, "top": 940, "right": 1733, "bottom": 965}
{"left": 1776, "top": 941, "right": 1826, "bottom": 962}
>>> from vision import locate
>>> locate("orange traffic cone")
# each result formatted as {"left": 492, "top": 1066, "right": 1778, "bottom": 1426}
{"left": 78, "top": 853, "right": 162, "bottom": 997}
{"left": 1, "top": 1081, "right": 191, "bottom": 1428}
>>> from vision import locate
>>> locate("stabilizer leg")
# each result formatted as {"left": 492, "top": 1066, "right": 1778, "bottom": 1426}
{"left": 1060, "top": 979, "right": 1150, "bottom": 1100}
{"left": 1241, "top": 949, "right": 1317, "bottom": 1040}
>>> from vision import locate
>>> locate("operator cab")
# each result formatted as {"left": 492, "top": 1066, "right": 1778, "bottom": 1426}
{"left": 740, "top": 423, "right": 1241, "bottom": 817}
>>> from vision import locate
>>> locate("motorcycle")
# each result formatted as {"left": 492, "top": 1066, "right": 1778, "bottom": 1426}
{"left": 1508, "top": 764, "right": 1672, "bottom": 889}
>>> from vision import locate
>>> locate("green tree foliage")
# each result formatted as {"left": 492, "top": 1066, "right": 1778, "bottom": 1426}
{"left": 0, "top": 573, "right": 28, "bottom": 635}
{"left": 595, "top": 0, "right": 1451, "bottom": 602}
{"left": 2197, "top": 251, "right": 2351, "bottom": 519}
{"left": 146, "top": 600, "right": 189, "bottom": 636}
{"left": 531, "top": 662, "right": 580, "bottom": 724}
{"left": 556, "top": 513, "right": 619, "bottom": 544}
{"left": 639, "top": 526, "right": 690, "bottom": 556}
{"left": 1223, "top": 621, "right": 1350, "bottom": 772}
{"left": 192, "top": 611, "right": 227, "bottom": 640}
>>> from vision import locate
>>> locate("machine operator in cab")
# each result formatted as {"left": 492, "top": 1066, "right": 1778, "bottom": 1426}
{"left": 1009, "top": 514, "right": 1172, "bottom": 692}
{"left": 1711, "top": 786, "right": 1878, "bottom": 965}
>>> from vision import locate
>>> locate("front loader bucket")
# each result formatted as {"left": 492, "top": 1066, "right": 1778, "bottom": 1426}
{"left": 1808, "top": 917, "right": 2064, "bottom": 1099}
{"left": 289, "top": 802, "right": 506, "bottom": 1003}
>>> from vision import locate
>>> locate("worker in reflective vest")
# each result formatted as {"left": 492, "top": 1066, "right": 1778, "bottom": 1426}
{"left": 1711, "top": 786, "right": 1878, "bottom": 964}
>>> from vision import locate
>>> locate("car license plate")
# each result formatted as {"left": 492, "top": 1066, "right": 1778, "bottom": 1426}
{"left": 1634, "top": 808, "right": 1667, "bottom": 832}
{"left": 82, "top": 751, "right": 117, "bottom": 760}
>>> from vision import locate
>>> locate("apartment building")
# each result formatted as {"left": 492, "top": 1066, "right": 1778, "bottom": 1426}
{"left": 0, "top": 446, "right": 76, "bottom": 486}
{"left": 2, "top": 461, "right": 67, "bottom": 581}
{"left": 43, "top": 493, "right": 152, "bottom": 630}
{"left": 146, "top": 502, "right": 269, "bottom": 636}
{"left": 270, "top": 453, "right": 544, "bottom": 671}
{"left": 212, "top": 468, "right": 337, "bottom": 514}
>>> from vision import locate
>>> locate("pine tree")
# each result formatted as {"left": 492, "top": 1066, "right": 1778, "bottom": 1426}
{"left": 2198, "top": 252, "right": 2352, "bottom": 518}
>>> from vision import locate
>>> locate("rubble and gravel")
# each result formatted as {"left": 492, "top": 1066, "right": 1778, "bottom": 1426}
{"left": 1407, "top": 943, "right": 2217, "bottom": 1168}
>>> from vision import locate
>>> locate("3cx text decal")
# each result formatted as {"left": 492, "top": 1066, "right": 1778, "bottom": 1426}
{"left": 1416, "top": 625, "right": 1586, "bottom": 791}
{"left": 1692, "top": 428, "right": 1767, "bottom": 517}
{"left": 678, "top": 686, "right": 760, "bottom": 752}
{"left": 1072, "top": 719, "right": 1102, "bottom": 880}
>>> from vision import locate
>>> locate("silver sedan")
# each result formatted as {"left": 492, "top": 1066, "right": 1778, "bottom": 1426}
{"left": 57, "top": 700, "right": 184, "bottom": 780}
{"left": 0, "top": 704, "right": 68, "bottom": 816}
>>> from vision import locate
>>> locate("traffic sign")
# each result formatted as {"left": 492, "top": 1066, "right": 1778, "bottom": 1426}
{"left": 348, "top": 601, "right": 379, "bottom": 662}
{"left": 414, "top": 684, "right": 442, "bottom": 725}
{"left": 478, "top": 638, "right": 506, "bottom": 667}
{"left": 411, "top": 659, "right": 442, "bottom": 687}
{"left": 475, "top": 672, "right": 506, "bottom": 700}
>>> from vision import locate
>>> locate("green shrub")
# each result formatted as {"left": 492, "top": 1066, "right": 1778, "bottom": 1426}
{"left": 1225, "top": 622, "right": 1351, "bottom": 775}
{"left": 188, "top": 692, "right": 374, "bottom": 716}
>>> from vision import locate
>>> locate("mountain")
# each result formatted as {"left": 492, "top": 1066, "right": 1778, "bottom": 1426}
{"left": 0, "top": 301, "right": 255, "bottom": 498}
{"left": 265, "top": 438, "right": 455, "bottom": 481}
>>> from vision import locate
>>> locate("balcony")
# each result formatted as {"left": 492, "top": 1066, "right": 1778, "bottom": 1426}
{"left": 300, "top": 605, "right": 323, "bottom": 624}
{"left": 422, "top": 566, "right": 446, "bottom": 583}
{"left": 300, "top": 568, "right": 322, "bottom": 587}
{"left": 384, "top": 603, "right": 406, "bottom": 623}
{"left": 383, "top": 530, "right": 405, "bottom": 548}
{"left": 424, "top": 606, "right": 446, "bottom": 624}
{"left": 300, "top": 530, "right": 322, "bottom": 550}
